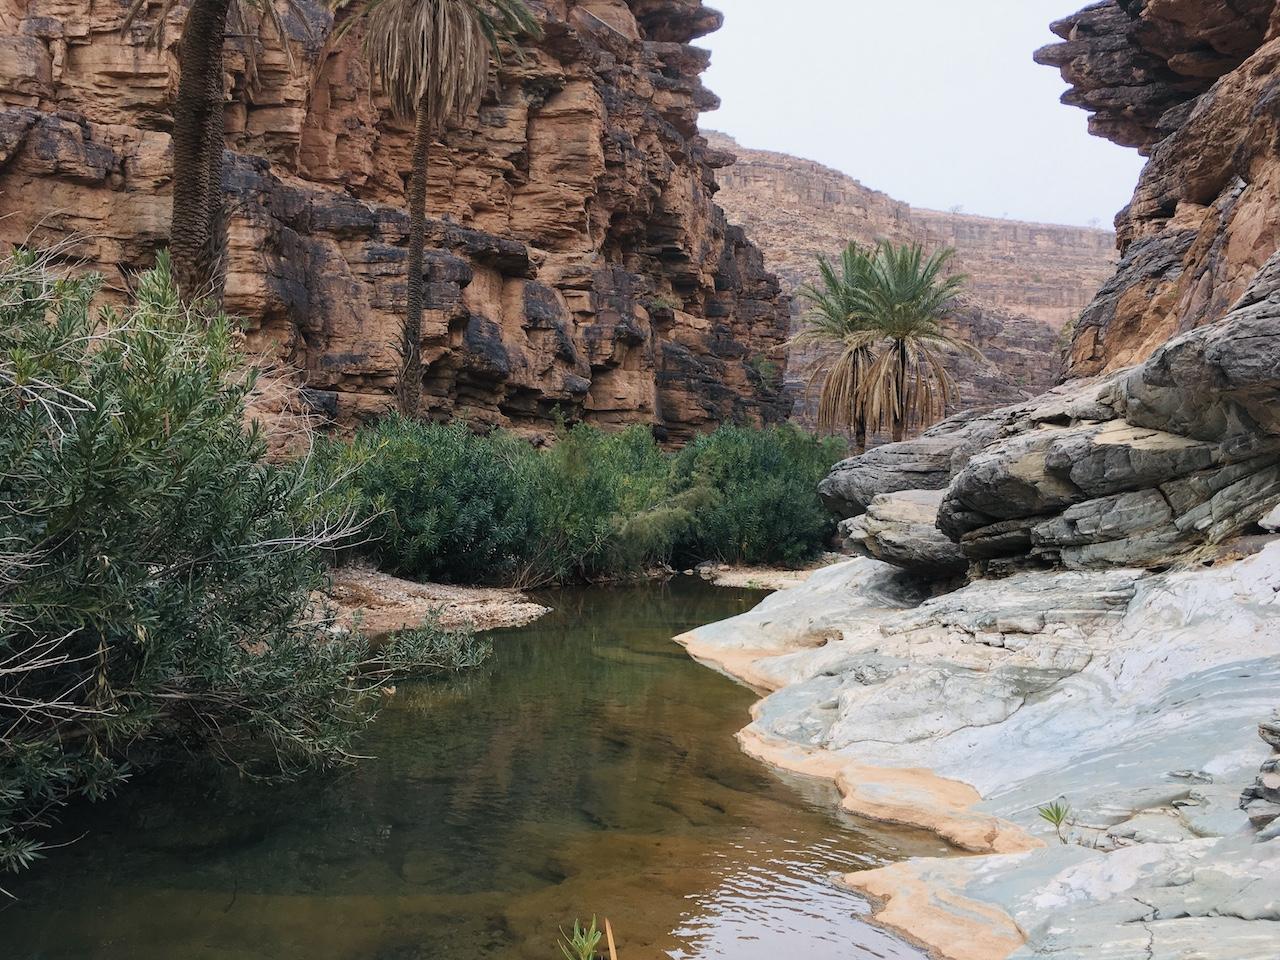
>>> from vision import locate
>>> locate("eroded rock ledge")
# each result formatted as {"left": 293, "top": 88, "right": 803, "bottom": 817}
{"left": 1037, "top": 0, "right": 1280, "bottom": 378}
{"left": 678, "top": 548, "right": 1280, "bottom": 960}
{"left": 824, "top": 250, "right": 1280, "bottom": 575}
{"left": 0, "top": 0, "right": 789, "bottom": 442}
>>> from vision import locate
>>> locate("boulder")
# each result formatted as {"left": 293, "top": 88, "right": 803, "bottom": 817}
{"left": 934, "top": 260, "right": 1280, "bottom": 569}
{"left": 839, "top": 490, "right": 967, "bottom": 578}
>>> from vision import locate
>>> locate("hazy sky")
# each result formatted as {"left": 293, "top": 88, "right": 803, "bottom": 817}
{"left": 699, "top": 0, "right": 1146, "bottom": 228}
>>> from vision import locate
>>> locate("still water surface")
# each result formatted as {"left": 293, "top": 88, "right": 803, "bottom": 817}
{"left": 6, "top": 580, "right": 945, "bottom": 959}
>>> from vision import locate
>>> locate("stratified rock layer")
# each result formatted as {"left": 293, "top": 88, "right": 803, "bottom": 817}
{"left": 1038, "top": 0, "right": 1280, "bottom": 379}
{"left": 0, "top": 0, "right": 789, "bottom": 442}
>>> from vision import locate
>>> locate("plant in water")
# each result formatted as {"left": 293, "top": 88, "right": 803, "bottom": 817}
{"left": 1038, "top": 799, "right": 1072, "bottom": 844}
{"left": 558, "top": 916, "right": 603, "bottom": 960}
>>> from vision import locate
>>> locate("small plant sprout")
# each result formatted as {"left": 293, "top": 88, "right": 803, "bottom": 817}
{"left": 559, "top": 916, "right": 603, "bottom": 960}
{"left": 1038, "top": 799, "right": 1072, "bottom": 844}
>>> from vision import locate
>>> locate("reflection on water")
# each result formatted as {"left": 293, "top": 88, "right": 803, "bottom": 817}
{"left": 4, "top": 580, "right": 945, "bottom": 959}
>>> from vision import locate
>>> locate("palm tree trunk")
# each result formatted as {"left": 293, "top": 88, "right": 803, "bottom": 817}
{"left": 397, "top": 96, "right": 433, "bottom": 418}
{"left": 854, "top": 420, "right": 867, "bottom": 455}
{"left": 892, "top": 339, "right": 908, "bottom": 443}
{"left": 171, "top": 0, "right": 231, "bottom": 304}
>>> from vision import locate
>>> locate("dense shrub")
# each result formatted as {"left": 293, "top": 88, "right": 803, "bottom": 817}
{"left": 672, "top": 425, "right": 845, "bottom": 567}
{"left": 326, "top": 417, "right": 844, "bottom": 585}
{"left": 0, "top": 252, "right": 485, "bottom": 882}
{"left": 323, "top": 418, "right": 539, "bottom": 584}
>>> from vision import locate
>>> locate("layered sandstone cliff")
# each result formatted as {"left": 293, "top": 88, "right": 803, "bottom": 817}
{"left": 1037, "top": 0, "right": 1280, "bottom": 377}
{"left": 0, "top": 0, "right": 789, "bottom": 442}
{"left": 706, "top": 132, "right": 1117, "bottom": 423}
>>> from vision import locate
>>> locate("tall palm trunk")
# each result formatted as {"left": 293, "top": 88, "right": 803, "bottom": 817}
{"left": 854, "top": 421, "right": 868, "bottom": 455}
{"left": 397, "top": 95, "right": 433, "bottom": 417}
{"left": 891, "top": 339, "right": 908, "bottom": 443}
{"left": 171, "top": 0, "right": 232, "bottom": 304}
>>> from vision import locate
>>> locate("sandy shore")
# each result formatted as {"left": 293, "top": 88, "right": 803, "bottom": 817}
{"left": 326, "top": 563, "right": 551, "bottom": 641}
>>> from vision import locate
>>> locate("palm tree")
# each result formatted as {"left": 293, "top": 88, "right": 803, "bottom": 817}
{"left": 794, "top": 241, "right": 980, "bottom": 446}
{"left": 124, "top": 1, "right": 301, "bottom": 304}
{"left": 791, "top": 243, "right": 877, "bottom": 451}
{"left": 854, "top": 242, "right": 980, "bottom": 442}
{"left": 343, "top": 0, "right": 540, "bottom": 417}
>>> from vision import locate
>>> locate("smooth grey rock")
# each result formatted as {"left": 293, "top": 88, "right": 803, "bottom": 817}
{"left": 1261, "top": 504, "right": 1280, "bottom": 532}
{"left": 680, "top": 541, "right": 1280, "bottom": 960}
{"left": 839, "top": 489, "right": 967, "bottom": 577}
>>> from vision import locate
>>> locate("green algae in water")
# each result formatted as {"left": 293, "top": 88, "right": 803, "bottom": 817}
{"left": 4, "top": 580, "right": 943, "bottom": 959}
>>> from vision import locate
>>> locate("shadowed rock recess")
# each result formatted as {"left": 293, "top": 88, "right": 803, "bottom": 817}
{"left": 679, "top": 4, "right": 1280, "bottom": 958}
{"left": 0, "top": 0, "right": 789, "bottom": 441}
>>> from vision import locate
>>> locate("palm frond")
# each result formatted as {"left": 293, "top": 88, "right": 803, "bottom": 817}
{"left": 355, "top": 0, "right": 541, "bottom": 123}
{"left": 796, "top": 239, "right": 982, "bottom": 439}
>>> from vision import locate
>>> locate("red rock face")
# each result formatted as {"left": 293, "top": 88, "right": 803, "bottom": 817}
{"left": 0, "top": 0, "right": 790, "bottom": 443}
{"left": 1038, "top": 0, "right": 1280, "bottom": 376}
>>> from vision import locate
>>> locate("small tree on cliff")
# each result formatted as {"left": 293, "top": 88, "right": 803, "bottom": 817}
{"left": 123, "top": 0, "right": 303, "bottom": 305}
{"left": 796, "top": 241, "right": 979, "bottom": 445}
{"left": 340, "top": 0, "right": 540, "bottom": 417}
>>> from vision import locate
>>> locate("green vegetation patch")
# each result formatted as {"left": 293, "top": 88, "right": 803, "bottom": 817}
{"left": 0, "top": 252, "right": 486, "bottom": 884}
{"left": 318, "top": 420, "right": 844, "bottom": 587}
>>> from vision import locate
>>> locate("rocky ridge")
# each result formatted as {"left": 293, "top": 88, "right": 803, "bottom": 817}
{"left": 0, "top": 0, "right": 789, "bottom": 442}
{"left": 707, "top": 132, "right": 1118, "bottom": 330}
{"left": 1037, "top": 0, "right": 1280, "bottom": 378}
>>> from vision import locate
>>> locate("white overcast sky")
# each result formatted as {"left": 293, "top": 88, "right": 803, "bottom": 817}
{"left": 699, "top": 0, "right": 1146, "bottom": 228}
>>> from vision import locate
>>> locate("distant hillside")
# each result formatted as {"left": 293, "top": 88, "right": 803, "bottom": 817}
{"left": 705, "top": 133, "right": 1119, "bottom": 428}
{"left": 707, "top": 132, "right": 1117, "bottom": 329}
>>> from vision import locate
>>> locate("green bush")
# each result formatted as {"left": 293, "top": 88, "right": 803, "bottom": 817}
{"left": 672, "top": 425, "right": 844, "bottom": 567}
{"left": 0, "top": 251, "right": 485, "bottom": 882}
{"left": 326, "top": 417, "right": 843, "bottom": 585}
{"left": 323, "top": 418, "right": 538, "bottom": 584}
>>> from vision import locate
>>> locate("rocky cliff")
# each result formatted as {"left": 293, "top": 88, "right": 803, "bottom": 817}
{"left": 706, "top": 132, "right": 1117, "bottom": 423}
{"left": 0, "top": 0, "right": 790, "bottom": 442}
{"left": 1037, "top": 0, "right": 1280, "bottom": 377}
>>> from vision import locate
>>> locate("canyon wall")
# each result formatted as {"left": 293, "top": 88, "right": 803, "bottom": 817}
{"left": 0, "top": 0, "right": 790, "bottom": 442}
{"left": 1037, "top": 0, "right": 1280, "bottom": 377}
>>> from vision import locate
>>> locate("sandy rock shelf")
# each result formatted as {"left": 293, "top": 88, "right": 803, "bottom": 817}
{"left": 325, "top": 564, "right": 551, "bottom": 641}
{"left": 675, "top": 553, "right": 1280, "bottom": 960}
